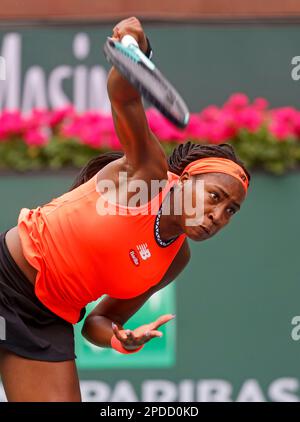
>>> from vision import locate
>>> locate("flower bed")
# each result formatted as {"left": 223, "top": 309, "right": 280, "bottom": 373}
{"left": 1, "top": 93, "right": 300, "bottom": 174}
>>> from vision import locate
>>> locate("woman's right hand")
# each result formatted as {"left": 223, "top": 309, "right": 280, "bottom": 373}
{"left": 111, "top": 16, "right": 148, "bottom": 54}
{"left": 112, "top": 314, "right": 175, "bottom": 350}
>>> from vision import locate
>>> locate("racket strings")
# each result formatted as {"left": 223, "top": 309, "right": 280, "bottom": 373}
{"left": 104, "top": 38, "right": 189, "bottom": 128}
{"left": 114, "top": 42, "right": 140, "bottom": 64}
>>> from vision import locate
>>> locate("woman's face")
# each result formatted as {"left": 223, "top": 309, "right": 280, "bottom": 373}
{"left": 176, "top": 172, "right": 247, "bottom": 241}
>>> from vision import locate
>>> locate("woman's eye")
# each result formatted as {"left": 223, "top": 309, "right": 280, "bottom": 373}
{"left": 210, "top": 192, "right": 219, "bottom": 200}
{"left": 227, "top": 207, "right": 236, "bottom": 216}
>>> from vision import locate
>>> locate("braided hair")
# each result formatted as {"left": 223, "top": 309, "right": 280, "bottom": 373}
{"left": 167, "top": 141, "right": 251, "bottom": 181}
{"left": 69, "top": 141, "right": 250, "bottom": 191}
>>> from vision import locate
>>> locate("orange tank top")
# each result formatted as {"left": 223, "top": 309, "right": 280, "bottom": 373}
{"left": 17, "top": 170, "right": 186, "bottom": 324}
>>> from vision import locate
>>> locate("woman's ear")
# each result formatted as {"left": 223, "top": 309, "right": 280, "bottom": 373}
{"left": 179, "top": 172, "right": 190, "bottom": 185}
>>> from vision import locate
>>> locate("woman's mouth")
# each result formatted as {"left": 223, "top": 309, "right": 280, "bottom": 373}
{"left": 187, "top": 225, "right": 210, "bottom": 241}
{"left": 200, "top": 225, "right": 210, "bottom": 235}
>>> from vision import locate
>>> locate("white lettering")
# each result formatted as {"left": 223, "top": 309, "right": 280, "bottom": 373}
{"left": 269, "top": 378, "right": 299, "bottom": 402}
{"left": 236, "top": 379, "right": 266, "bottom": 402}
{"left": 22, "top": 67, "right": 47, "bottom": 112}
{"left": 110, "top": 381, "right": 138, "bottom": 402}
{"left": 197, "top": 380, "right": 232, "bottom": 402}
{"left": 142, "top": 380, "right": 177, "bottom": 401}
{"left": 291, "top": 316, "right": 300, "bottom": 340}
{"left": 0, "top": 33, "right": 21, "bottom": 109}
{"left": 80, "top": 380, "right": 110, "bottom": 402}
{"left": 48, "top": 65, "right": 72, "bottom": 108}
{"left": 291, "top": 56, "right": 300, "bottom": 81}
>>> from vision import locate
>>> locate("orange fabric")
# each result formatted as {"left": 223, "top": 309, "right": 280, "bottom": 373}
{"left": 182, "top": 157, "right": 249, "bottom": 193}
{"left": 17, "top": 171, "right": 186, "bottom": 324}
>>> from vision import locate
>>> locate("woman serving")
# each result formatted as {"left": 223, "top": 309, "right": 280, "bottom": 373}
{"left": 0, "top": 17, "right": 250, "bottom": 401}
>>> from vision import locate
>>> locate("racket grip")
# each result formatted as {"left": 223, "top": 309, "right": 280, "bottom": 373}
{"left": 121, "top": 34, "right": 139, "bottom": 49}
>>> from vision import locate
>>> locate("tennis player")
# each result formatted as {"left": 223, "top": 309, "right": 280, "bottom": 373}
{"left": 0, "top": 17, "right": 250, "bottom": 401}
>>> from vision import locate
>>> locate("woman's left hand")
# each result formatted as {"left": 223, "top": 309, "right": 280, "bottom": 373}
{"left": 112, "top": 313, "right": 175, "bottom": 350}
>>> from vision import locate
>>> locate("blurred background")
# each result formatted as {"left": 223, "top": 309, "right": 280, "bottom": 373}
{"left": 1, "top": 0, "right": 300, "bottom": 402}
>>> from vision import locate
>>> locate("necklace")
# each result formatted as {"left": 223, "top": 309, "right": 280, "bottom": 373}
{"left": 154, "top": 186, "right": 179, "bottom": 248}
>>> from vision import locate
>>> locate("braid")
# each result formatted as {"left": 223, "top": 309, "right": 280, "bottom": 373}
{"left": 168, "top": 141, "right": 251, "bottom": 183}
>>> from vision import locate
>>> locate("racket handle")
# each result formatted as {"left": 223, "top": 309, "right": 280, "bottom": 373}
{"left": 121, "top": 34, "right": 139, "bottom": 49}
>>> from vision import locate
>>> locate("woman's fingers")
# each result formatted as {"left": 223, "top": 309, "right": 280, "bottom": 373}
{"left": 112, "top": 322, "right": 127, "bottom": 342}
{"left": 111, "top": 29, "right": 121, "bottom": 42}
{"left": 112, "top": 322, "right": 166, "bottom": 348}
{"left": 140, "top": 330, "right": 163, "bottom": 343}
{"left": 139, "top": 329, "right": 163, "bottom": 342}
{"left": 112, "top": 325, "right": 139, "bottom": 345}
{"left": 150, "top": 330, "right": 163, "bottom": 338}
{"left": 111, "top": 17, "right": 147, "bottom": 52}
{"left": 125, "top": 330, "right": 136, "bottom": 342}
{"left": 150, "top": 314, "right": 176, "bottom": 330}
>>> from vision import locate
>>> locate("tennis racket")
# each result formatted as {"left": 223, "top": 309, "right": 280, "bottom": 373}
{"left": 103, "top": 35, "right": 190, "bottom": 129}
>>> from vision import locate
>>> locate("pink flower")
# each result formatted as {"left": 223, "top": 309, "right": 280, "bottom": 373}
{"left": 235, "top": 108, "right": 263, "bottom": 132}
{"left": 271, "top": 107, "right": 298, "bottom": 125}
{"left": 269, "top": 121, "right": 291, "bottom": 140}
{"left": 0, "top": 93, "right": 296, "bottom": 152}
{"left": 24, "top": 109, "right": 50, "bottom": 130}
{"left": 97, "top": 114, "right": 121, "bottom": 149}
{"left": 60, "top": 116, "right": 82, "bottom": 139}
{"left": 253, "top": 97, "right": 269, "bottom": 111}
{"left": 80, "top": 124, "right": 103, "bottom": 148}
{"left": 0, "top": 110, "right": 24, "bottom": 139}
{"left": 200, "top": 105, "right": 221, "bottom": 123}
{"left": 224, "top": 93, "right": 249, "bottom": 110}
{"left": 24, "top": 128, "right": 49, "bottom": 146}
{"left": 208, "top": 122, "right": 236, "bottom": 144}
{"left": 146, "top": 108, "right": 186, "bottom": 141}
{"left": 49, "top": 106, "right": 75, "bottom": 127}
{"left": 61, "top": 112, "right": 121, "bottom": 149}
{"left": 293, "top": 113, "right": 300, "bottom": 137}
{"left": 185, "top": 114, "right": 205, "bottom": 138}
{"left": 185, "top": 108, "right": 237, "bottom": 142}
{"left": 268, "top": 107, "right": 299, "bottom": 140}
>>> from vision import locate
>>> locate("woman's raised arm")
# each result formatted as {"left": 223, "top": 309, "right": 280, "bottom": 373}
{"left": 107, "top": 17, "right": 168, "bottom": 173}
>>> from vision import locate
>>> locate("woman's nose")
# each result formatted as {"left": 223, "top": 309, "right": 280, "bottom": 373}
{"left": 208, "top": 208, "right": 222, "bottom": 225}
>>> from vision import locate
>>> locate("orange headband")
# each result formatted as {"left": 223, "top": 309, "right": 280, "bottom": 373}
{"left": 182, "top": 157, "right": 249, "bottom": 193}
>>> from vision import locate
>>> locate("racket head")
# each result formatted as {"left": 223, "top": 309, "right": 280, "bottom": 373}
{"left": 103, "top": 37, "right": 190, "bottom": 129}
